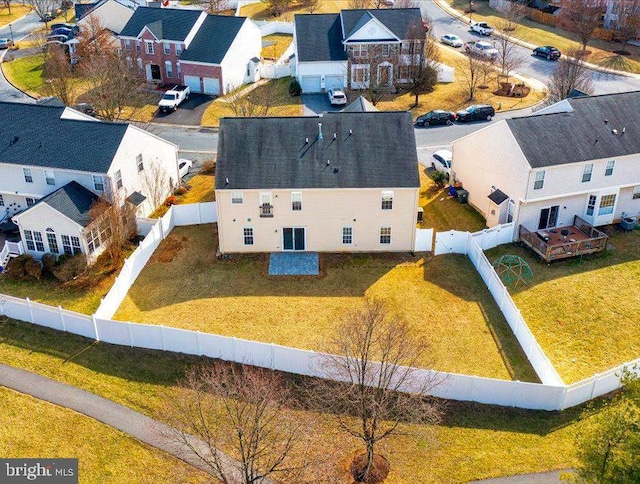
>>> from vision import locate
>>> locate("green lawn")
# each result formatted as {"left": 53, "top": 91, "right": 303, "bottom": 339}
{"left": 0, "top": 317, "right": 591, "bottom": 482}
{"left": 2, "top": 53, "right": 46, "bottom": 96}
{"left": 0, "top": 387, "right": 209, "bottom": 483}
{"left": 486, "top": 228, "right": 640, "bottom": 383}
{"left": 448, "top": 0, "right": 640, "bottom": 73}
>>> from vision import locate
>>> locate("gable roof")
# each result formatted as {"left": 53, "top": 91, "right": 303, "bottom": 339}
{"left": 119, "top": 6, "right": 201, "bottom": 40}
{"left": 488, "top": 188, "right": 508, "bottom": 205}
{"left": 180, "top": 15, "right": 246, "bottom": 65}
{"left": 0, "top": 102, "right": 128, "bottom": 173}
{"left": 506, "top": 91, "right": 640, "bottom": 169}
{"left": 31, "top": 181, "right": 100, "bottom": 227}
{"left": 294, "top": 13, "right": 348, "bottom": 62}
{"left": 342, "top": 95, "right": 378, "bottom": 112}
{"left": 76, "top": 1, "right": 102, "bottom": 20}
{"left": 216, "top": 112, "right": 419, "bottom": 190}
{"left": 340, "top": 8, "right": 423, "bottom": 41}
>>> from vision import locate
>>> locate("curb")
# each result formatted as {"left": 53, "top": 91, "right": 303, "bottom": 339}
{"left": 0, "top": 49, "right": 38, "bottom": 101}
{"left": 432, "top": 0, "right": 640, "bottom": 79}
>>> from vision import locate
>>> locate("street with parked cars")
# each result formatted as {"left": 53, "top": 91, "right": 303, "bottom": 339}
{"left": 533, "top": 45, "right": 562, "bottom": 60}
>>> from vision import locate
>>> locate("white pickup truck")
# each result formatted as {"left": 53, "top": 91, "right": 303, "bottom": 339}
{"left": 470, "top": 21, "right": 494, "bottom": 36}
{"left": 158, "top": 85, "right": 190, "bottom": 112}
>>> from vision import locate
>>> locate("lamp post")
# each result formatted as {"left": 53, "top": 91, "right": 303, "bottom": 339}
{"left": 469, "top": 1, "right": 474, "bottom": 24}
{"left": 8, "top": 23, "right": 13, "bottom": 44}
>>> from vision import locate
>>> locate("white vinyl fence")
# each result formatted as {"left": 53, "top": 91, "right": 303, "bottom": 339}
{"left": 254, "top": 20, "right": 294, "bottom": 35}
{"left": 415, "top": 228, "right": 433, "bottom": 252}
{"left": 95, "top": 203, "right": 217, "bottom": 320}
{"left": 260, "top": 63, "right": 292, "bottom": 79}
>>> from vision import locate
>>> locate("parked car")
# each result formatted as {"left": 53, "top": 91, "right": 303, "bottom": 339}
{"left": 415, "top": 110, "right": 455, "bottom": 127}
{"left": 328, "top": 88, "right": 347, "bottom": 106}
{"left": 0, "top": 38, "right": 14, "bottom": 49}
{"left": 431, "top": 150, "right": 452, "bottom": 178}
{"left": 456, "top": 104, "right": 495, "bottom": 122}
{"left": 40, "top": 11, "right": 57, "bottom": 22}
{"left": 464, "top": 41, "right": 499, "bottom": 60}
{"left": 158, "top": 85, "right": 190, "bottom": 112}
{"left": 45, "top": 35, "right": 69, "bottom": 44}
{"left": 440, "top": 34, "right": 463, "bottom": 48}
{"left": 533, "top": 45, "right": 561, "bottom": 60}
{"left": 49, "top": 27, "right": 74, "bottom": 39}
{"left": 178, "top": 159, "right": 193, "bottom": 179}
{"left": 470, "top": 21, "right": 494, "bottom": 36}
{"left": 50, "top": 23, "right": 78, "bottom": 32}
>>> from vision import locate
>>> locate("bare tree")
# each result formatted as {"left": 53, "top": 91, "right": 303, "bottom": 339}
{"left": 348, "top": 0, "right": 372, "bottom": 9}
{"left": 43, "top": 43, "right": 75, "bottom": 105}
{"left": 26, "top": 0, "right": 59, "bottom": 24}
{"left": 260, "top": 0, "right": 291, "bottom": 17}
{"left": 558, "top": 0, "right": 607, "bottom": 54}
{"left": 303, "top": 0, "right": 321, "bottom": 14}
{"left": 501, "top": 0, "right": 527, "bottom": 32}
{"left": 224, "top": 83, "right": 272, "bottom": 117}
{"left": 495, "top": 17, "right": 524, "bottom": 82}
{"left": 393, "top": 0, "right": 420, "bottom": 7}
{"left": 404, "top": 20, "right": 440, "bottom": 106}
{"left": 546, "top": 50, "right": 594, "bottom": 104}
{"left": 194, "top": 0, "right": 231, "bottom": 14}
{"left": 314, "top": 299, "right": 441, "bottom": 483}
{"left": 140, "top": 158, "right": 171, "bottom": 209}
{"left": 160, "top": 363, "right": 312, "bottom": 484}
{"left": 2, "top": 0, "right": 12, "bottom": 15}
{"left": 611, "top": 0, "right": 640, "bottom": 54}
{"left": 457, "top": 53, "right": 487, "bottom": 101}
{"left": 88, "top": 193, "right": 136, "bottom": 267}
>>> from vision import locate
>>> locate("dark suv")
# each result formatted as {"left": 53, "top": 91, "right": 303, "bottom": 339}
{"left": 456, "top": 104, "right": 495, "bottom": 122}
{"left": 415, "top": 110, "right": 455, "bottom": 127}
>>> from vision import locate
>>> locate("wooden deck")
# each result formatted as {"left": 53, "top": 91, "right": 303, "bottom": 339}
{"left": 518, "top": 216, "right": 608, "bottom": 262}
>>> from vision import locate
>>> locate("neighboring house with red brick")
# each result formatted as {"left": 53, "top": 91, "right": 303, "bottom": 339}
{"left": 118, "top": 7, "right": 261, "bottom": 95}
{"left": 293, "top": 8, "right": 427, "bottom": 93}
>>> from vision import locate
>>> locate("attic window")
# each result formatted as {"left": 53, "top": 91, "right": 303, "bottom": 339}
{"left": 145, "top": 41, "right": 154, "bottom": 55}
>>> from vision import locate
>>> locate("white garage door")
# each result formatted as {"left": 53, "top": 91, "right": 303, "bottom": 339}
{"left": 203, "top": 77, "right": 221, "bottom": 96}
{"left": 184, "top": 75, "right": 201, "bottom": 93}
{"left": 325, "top": 75, "right": 343, "bottom": 90}
{"left": 300, "top": 75, "right": 321, "bottom": 93}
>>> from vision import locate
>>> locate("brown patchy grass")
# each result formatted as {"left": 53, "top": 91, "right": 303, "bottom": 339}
{"left": 240, "top": 0, "right": 352, "bottom": 21}
{"left": 202, "top": 77, "right": 303, "bottom": 127}
{"left": 486, "top": 228, "right": 640, "bottom": 383}
{"left": 149, "top": 172, "right": 215, "bottom": 218}
{"left": 261, "top": 34, "right": 293, "bottom": 61}
{"left": 0, "top": 387, "right": 210, "bottom": 483}
{"left": 0, "top": 4, "right": 33, "bottom": 28}
{"left": 115, "top": 223, "right": 537, "bottom": 382}
{"left": 448, "top": 0, "right": 640, "bottom": 73}
{"left": 150, "top": 233, "right": 189, "bottom": 263}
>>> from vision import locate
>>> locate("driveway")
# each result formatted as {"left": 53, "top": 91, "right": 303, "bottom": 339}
{"left": 152, "top": 93, "right": 215, "bottom": 126}
{"left": 301, "top": 93, "right": 344, "bottom": 115}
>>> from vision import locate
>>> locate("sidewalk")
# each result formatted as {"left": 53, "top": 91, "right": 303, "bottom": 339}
{"left": 0, "top": 363, "right": 259, "bottom": 483}
{"left": 432, "top": 0, "right": 640, "bottom": 80}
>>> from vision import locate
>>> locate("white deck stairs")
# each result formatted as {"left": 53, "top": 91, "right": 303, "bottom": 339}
{"left": 0, "top": 241, "right": 24, "bottom": 270}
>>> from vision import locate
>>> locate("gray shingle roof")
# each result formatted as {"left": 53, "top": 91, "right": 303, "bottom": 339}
{"left": 0, "top": 102, "right": 128, "bottom": 173}
{"left": 36, "top": 181, "right": 101, "bottom": 227}
{"left": 216, "top": 112, "right": 419, "bottom": 190}
{"left": 294, "top": 13, "right": 348, "bottom": 62}
{"left": 488, "top": 188, "right": 508, "bottom": 205}
{"left": 342, "top": 95, "right": 378, "bottom": 112}
{"left": 341, "top": 8, "right": 423, "bottom": 41}
{"left": 506, "top": 91, "right": 640, "bottom": 169}
{"left": 119, "top": 6, "right": 201, "bottom": 40}
{"left": 180, "top": 15, "right": 246, "bottom": 65}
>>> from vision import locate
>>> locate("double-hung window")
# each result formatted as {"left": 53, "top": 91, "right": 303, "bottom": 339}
{"left": 24, "top": 230, "right": 44, "bottom": 251}
{"left": 114, "top": 170, "right": 123, "bottom": 190}
{"left": 533, "top": 170, "right": 545, "bottom": 190}
{"left": 23, "top": 167, "right": 33, "bottom": 183}
{"left": 342, "top": 226, "right": 353, "bottom": 245}
{"left": 93, "top": 175, "right": 104, "bottom": 191}
{"left": 163, "top": 43, "right": 170, "bottom": 55}
{"left": 136, "top": 154, "right": 144, "bottom": 172}
{"left": 243, "top": 227, "right": 254, "bottom": 245}
{"left": 260, "top": 192, "right": 273, "bottom": 217}
{"left": 45, "top": 170, "right": 55, "bottom": 185}
{"left": 381, "top": 191, "right": 393, "bottom": 210}
{"left": 231, "top": 192, "right": 243, "bottom": 204}
{"left": 582, "top": 163, "right": 593, "bottom": 183}
{"left": 46, "top": 229, "right": 59, "bottom": 253}
{"left": 380, "top": 227, "right": 391, "bottom": 244}
{"left": 26, "top": 197, "right": 36, "bottom": 207}
{"left": 291, "top": 192, "right": 302, "bottom": 211}
{"left": 605, "top": 160, "right": 615, "bottom": 176}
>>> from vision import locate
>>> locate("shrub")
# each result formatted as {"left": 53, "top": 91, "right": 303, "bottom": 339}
{"left": 201, "top": 160, "right": 216, "bottom": 175}
{"left": 5, "top": 254, "right": 32, "bottom": 280}
{"left": 431, "top": 170, "right": 449, "bottom": 188}
{"left": 174, "top": 186, "right": 187, "bottom": 196}
{"left": 52, "top": 254, "right": 88, "bottom": 282}
{"left": 164, "top": 195, "right": 178, "bottom": 207}
{"left": 24, "top": 258, "right": 42, "bottom": 280}
{"left": 41, "top": 253, "right": 57, "bottom": 275}
{"left": 288, "top": 78, "right": 302, "bottom": 97}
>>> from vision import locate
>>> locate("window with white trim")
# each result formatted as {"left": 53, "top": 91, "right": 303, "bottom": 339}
{"left": 93, "top": 175, "right": 104, "bottom": 191}
{"left": 586, "top": 195, "right": 596, "bottom": 216}
{"left": 380, "top": 226, "right": 391, "bottom": 244}
{"left": 136, "top": 154, "right": 144, "bottom": 172}
{"left": 259, "top": 192, "right": 273, "bottom": 217}
{"left": 351, "top": 65, "right": 370, "bottom": 84}
{"left": 243, "top": 227, "right": 254, "bottom": 245}
{"left": 176, "top": 44, "right": 183, "bottom": 56}
{"left": 26, "top": 197, "right": 36, "bottom": 207}
{"left": 61, "top": 235, "right": 73, "bottom": 255}
{"left": 381, "top": 191, "right": 393, "bottom": 210}
{"left": 633, "top": 186, "right": 640, "bottom": 200}
{"left": 163, "top": 43, "right": 170, "bottom": 55}
{"left": 598, "top": 194, "right": 616, "bottom": 215}
{"left": 114, "top": 170, "right": 123, "bottom": 189}
{"left": 25, "top": 230, "right": 44, "bottom": 252}
{"left": 605, "top": 160, "right": 615, "bottom": 176}
{"left": 165, "top": 60, "right": 173, "bottom": 78}
{"left": 135, "top": 41, "right": 140, "bottom": 52}
{"left": 534, "top": 170, "right": 545, "bottom": 190}
{"left": 381, "top": 44, "right": 390, "bottom": 57}
{"left": 351, "top": 44, "right": 368, "bottom": 57}
{"left": 291, "top": 191, "right": 302, "bottom": 211}
{"left": 582, "top": 163, "right": 593, "bottom": 183}
{"left": 145, "top": 41, "right": 154, "bottom": 54}
{"left": 342, "top": 226, "right": 352, "bottom": 245}
{"left": 231, "top": 192, "right": 243, "bottom": 204}
{"left": 125, "top": 39, "right": 131, "bottom": 51}
{"left": 46, "top": 229, "right": 59, "bottom": 254}
{"left": 23, "top": 167, "right": 33, "bottom": 183}
{"left": 44, "top": 169, "right": 55, "bottom": 185}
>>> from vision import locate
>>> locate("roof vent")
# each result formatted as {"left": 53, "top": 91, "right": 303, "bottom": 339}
{"left": 333, "top": 167, "right": 339, "bottom": 174}
{"left": 225, "top": 177, "right": 229, "bottom": 186}
{"left": 10, "top": 136, "right": 19, "bottom": 145}
{"left": 326, "top": 160, "right": 331, "bottom": 166}
{"left": 604, "top": 119, "right": 609, "bottom": 124}
{"left": 333, "top": 133, "right": 337, "bottom": 140}
{"left": 318, "top": 122, "right": 323, "bottom": 140}
{"left": 349, "top": 129, "right": 353, "bottom": 135}
{"left": 623, "top": 127, "right": 626, "bottom": 134}
{"left": 612, "top": 129, "right": 618, "bottom": 135}
{"left": 305, "top": 137, "right": 309, "bottom": 144}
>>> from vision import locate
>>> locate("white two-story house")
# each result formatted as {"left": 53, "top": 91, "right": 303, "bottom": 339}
{"left": 215, "top": 111, "right": 420, "bottom": 253}
{"left": 0, "top": 102, "right": 179, "bottom": 265}
{"left": 451, "top": 91, "right": 640, "bottom": 234}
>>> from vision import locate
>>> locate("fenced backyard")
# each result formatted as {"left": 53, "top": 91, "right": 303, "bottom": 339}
{"left": 2, "top": 202, "right": 638, "bottom": 410}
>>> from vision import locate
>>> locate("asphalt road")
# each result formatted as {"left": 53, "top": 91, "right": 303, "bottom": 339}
{"left": 0, "top": 12, "right": 41, "bottom": 103}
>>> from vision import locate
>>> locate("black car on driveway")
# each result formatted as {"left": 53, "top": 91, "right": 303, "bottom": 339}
{"left": 533, "top": 46, "right": 561, "bottom": 60}
{"left": 456, "top": 104, "right": 495, "bottom": 122}
{"left": 415, "top": 110, "right": 455, "bottom": 127}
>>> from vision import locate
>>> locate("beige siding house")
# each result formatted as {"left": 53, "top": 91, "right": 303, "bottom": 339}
{"left": 452, "top": 91, "right": 640, "bottom": 233}
{"left": 215, "top": 112, "right": 420, "bottom": 253}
